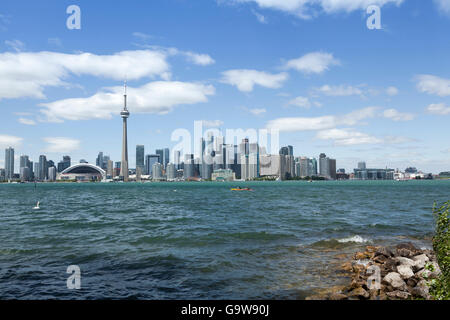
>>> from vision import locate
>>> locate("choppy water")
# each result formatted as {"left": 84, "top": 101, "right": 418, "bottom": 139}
{"left": 0, "top": 180, "right": 448, "bottom": 299}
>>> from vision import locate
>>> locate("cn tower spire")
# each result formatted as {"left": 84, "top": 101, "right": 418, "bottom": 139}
{"left": 120, "top": 80, "right": 130, "bottom": 182}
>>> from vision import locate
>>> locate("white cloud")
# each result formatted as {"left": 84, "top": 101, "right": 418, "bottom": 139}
{"left": 232, "top": 0, "right": 403, "bottom": 19}
{"left": 0, "top": 134, "right": 23, "bottom": 148}
{"left": 43, "top": 137, "right": 80, "bottom": 153}
{"left": 266, "top": 106, "right": 378, "bottom": 132}
{"left": 183, "top": 51, "right": 215, "bottom": 66}
{"left": 288, "top": 96, "right": 311, "bottom": 108}
{"left": 5, "top": 39, "right": 25, "bottom": 52}
{"left": 39, "top": 81, "right": 215, "bottom": 122}
{"left": 426, "top": 103, "right": 450, "bottom": 115}
{"left": 284, "top": 52, "right": 340, "bottom": 74}
{"left": 415, "top": 74, "right": 450, "bottom": 97}
{"left": 18, "top": 118, "right": 36, "bottom": 125}
{"left": 0, "top": 50, "right": 170, "bottom": 100}
{"left": 202, "top": 120, "right": 224, "bottom": 127}
{"left": 383, "top": 108, "right": 415, "bottom": 121}
{"left": 316, "top": 129, "right": 413, "bottom": 146}
{"left": 131, "top": 39, "right": 215, "bottom": 66}
{"left": 314, "top": 84, "right": 363, "bottom": 97}
{"left": 248, "top": 108, "right": 267, "bottom": 115}
{"left": 252, "top": 10, "right": 268, "bottom": 23}
{"left": 316, "top": 128, "right": 383, "bottom": 146}
{"left": 434, "top": 0, "right": 450, "bottom": 16}
{"left": 386, "top": 86, "right": 399, "bottom": 96}
{"left": 221, "top": 69, "right": 288, "bottom": 92}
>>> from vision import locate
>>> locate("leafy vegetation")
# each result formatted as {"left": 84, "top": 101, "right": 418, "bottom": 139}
{"left": 430, "top": 201, "right": 450, "bottom": 300}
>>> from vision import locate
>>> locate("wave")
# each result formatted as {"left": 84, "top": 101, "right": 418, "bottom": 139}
{"left": 337, "top": 235, "right": 371, "bottom": 243}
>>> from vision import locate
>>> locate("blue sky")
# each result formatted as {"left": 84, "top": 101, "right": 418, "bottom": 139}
{"left": 0, "top": 0, "right": 449, "bottom": 173}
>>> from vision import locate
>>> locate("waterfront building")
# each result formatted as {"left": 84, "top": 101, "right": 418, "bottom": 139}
{"left": 39, "top": 155, "right": 48, "bottom": 181}
{"left": 20, "top": 167, "right": 31, "bottom": 182}
{"left": 136, "top": 145, "right": 145, "bottom": 174}
{"left": 212, "top": 169, "right": 235, "bottom": 181}
{"left": 5, "top": 147, "right": 14, "bottom": 180}
{"left": 173, "top": 150, "right": 181, "bottom": 170}
{"left": 48, "top": 166, "right": 56, "bottom": 182}
{"left": 311, "top": 158, "right": 318, "bottom": 176}
{"left": 114, "top": 161, "right": 121, "bottom": 178}
{"left": 354, "top": 167, "right": 395, "bottom": 180}
{"left": 145, "top": 154, "right": 160, "bottom": 176}
{"left": 166, "top": 163, "right": 176, "bottom": 180}
{"left": 0, "top": 168, "right": 5, "bottom": 182}
{"left": 34, "top": 162, "right": 40, "bottom": 181}
{"left": 319, "top": 153, "right": 336, "bottom": 180}
{"left": 183, "top": 155, "right": 195, "bottom": 179}
{"left": 58, "top": 163, "right": 106, "bottom": 182}
{"left": 19, "top": 155, "right": 33, "bottom": 181}
{"left": 152, "top": 163, "right": 163, "bottom": 180}
{"left": 260, "top": 154, "right": 289, "bottom": 180}
{"left": 106, "top": 160, "right": 114, "bottom": 179}
{"left": 120, "top": 82, "right": 130, "bottom": 182}
{"left": 358, "top": 162, "right": 367, "bottom": 170}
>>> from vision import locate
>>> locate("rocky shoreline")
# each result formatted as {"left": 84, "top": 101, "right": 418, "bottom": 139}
{"left": 306, "top": 242, "right": 442, "bottom": 300}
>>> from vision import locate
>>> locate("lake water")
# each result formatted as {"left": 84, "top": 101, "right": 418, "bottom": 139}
{"left": 0, "top": 180, "right": 448, "bottom": 299}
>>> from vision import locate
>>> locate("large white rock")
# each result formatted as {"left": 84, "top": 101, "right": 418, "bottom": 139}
{"left": 383, "top": 272, "right": 407, "bottom": 289}
{"left": 394, "top": 257, "right": 415, "bottom": 267}
{"left": 412, "top": 254, "right": 430, "bottom": 271}
{"left": 397, "top": 265, "right": 414, "bottom": 279}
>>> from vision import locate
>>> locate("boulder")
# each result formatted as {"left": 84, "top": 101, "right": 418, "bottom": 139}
{"left": 374, "top": 246, "right": 393, "bottom": 258}
{"left": 397, "top": 265, "right": 414, "bottom": 279}
{"left": 373, "top": 254, "right": 388, "bottom": 264}
{"left": 417, "top": 261, "right": 441, "bottom": 280}
{"left": 411, "top": 280, "right": 431, "bottom": 299}
{"left": 349, "top": 287, "right": 370, "bottom": 299}
{"left": 396, "top": 242, "right": 419, "bottom": 252}
{"left": 386, "top": 290, "right": 411, "bottom": 300}
{"left": 396, "top": 248, "right": 414, "bottom": 258}
{"left": 394, "top": 257, "right": 415, "bottom": 268}
{"left": 383, "top": 272, "right": 407, "bottom": 290}
{"left": 384, "top": 258, "right": 398, "bottom": 271}
{"left": 412, "top": 254, "right": 429, "bottom": 271}
{"left": 406, "top": 277, "right": 419, "bottom": 288}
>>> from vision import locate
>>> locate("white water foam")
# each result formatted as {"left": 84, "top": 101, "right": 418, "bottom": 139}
{"left": 337, "top": 235, "right": 371, "bottom": 243}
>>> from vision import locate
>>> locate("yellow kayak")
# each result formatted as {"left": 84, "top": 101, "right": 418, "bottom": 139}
{"left": 231, "top": 188, "right": 254, "bottom": 191}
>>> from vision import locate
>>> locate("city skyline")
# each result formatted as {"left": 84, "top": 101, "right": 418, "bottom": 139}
{"left": 0, "top": 0, "right": 449, "bottom": 174}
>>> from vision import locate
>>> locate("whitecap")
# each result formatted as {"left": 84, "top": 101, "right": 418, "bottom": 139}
{"left": 337, "top": 235, "right": 371, "bottom": 243}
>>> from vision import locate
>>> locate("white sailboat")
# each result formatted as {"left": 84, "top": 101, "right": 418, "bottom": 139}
{"left": 33, "top": 201, "right": 40, "bottom": 210}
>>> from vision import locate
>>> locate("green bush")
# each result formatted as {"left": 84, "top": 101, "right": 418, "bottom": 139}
{"left": 430, "top": 201, "right": 450, "bottom": 300}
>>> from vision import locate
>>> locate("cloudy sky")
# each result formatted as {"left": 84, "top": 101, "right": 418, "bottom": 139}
{"left": 0, "top": 0, "right": 449, "bottom": 173}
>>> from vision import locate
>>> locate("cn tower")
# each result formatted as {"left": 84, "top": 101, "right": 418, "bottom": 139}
{"left": 120, "top": 81, "right": 130, "bottom": 182}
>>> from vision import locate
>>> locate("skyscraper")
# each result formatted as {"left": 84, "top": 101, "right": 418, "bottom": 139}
{"left": 39, "top": 155, "right": 48, "bottom": 181}
{"left": 145, "top": 154, "right": 160, "bottom": 176}
{"left": 163, "top": 148, "right": 170, "bottom": 169}
{"left": 155, "top": 149, "right": 163, "bottom": 164}
{"left": 136, "top": 145, "right": 145, "bottom": 174}
{"left": 120, "top": 82, "right": 130, "bottom": 182}
{"left": 58, "top": 156, "right": 71, "bottom": 173}
{"left": 5, "top": 147, "right": 14, "bottom": 180}
{"left": 96, "top": 152, "right": 104, "bottom": 168}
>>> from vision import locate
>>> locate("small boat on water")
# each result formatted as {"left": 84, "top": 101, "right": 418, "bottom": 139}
{"left": 231, "top": 187, "right": 254, "bottom": 191}
{"left": 33, "top": 201, "right": 40, "bottom": 210}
